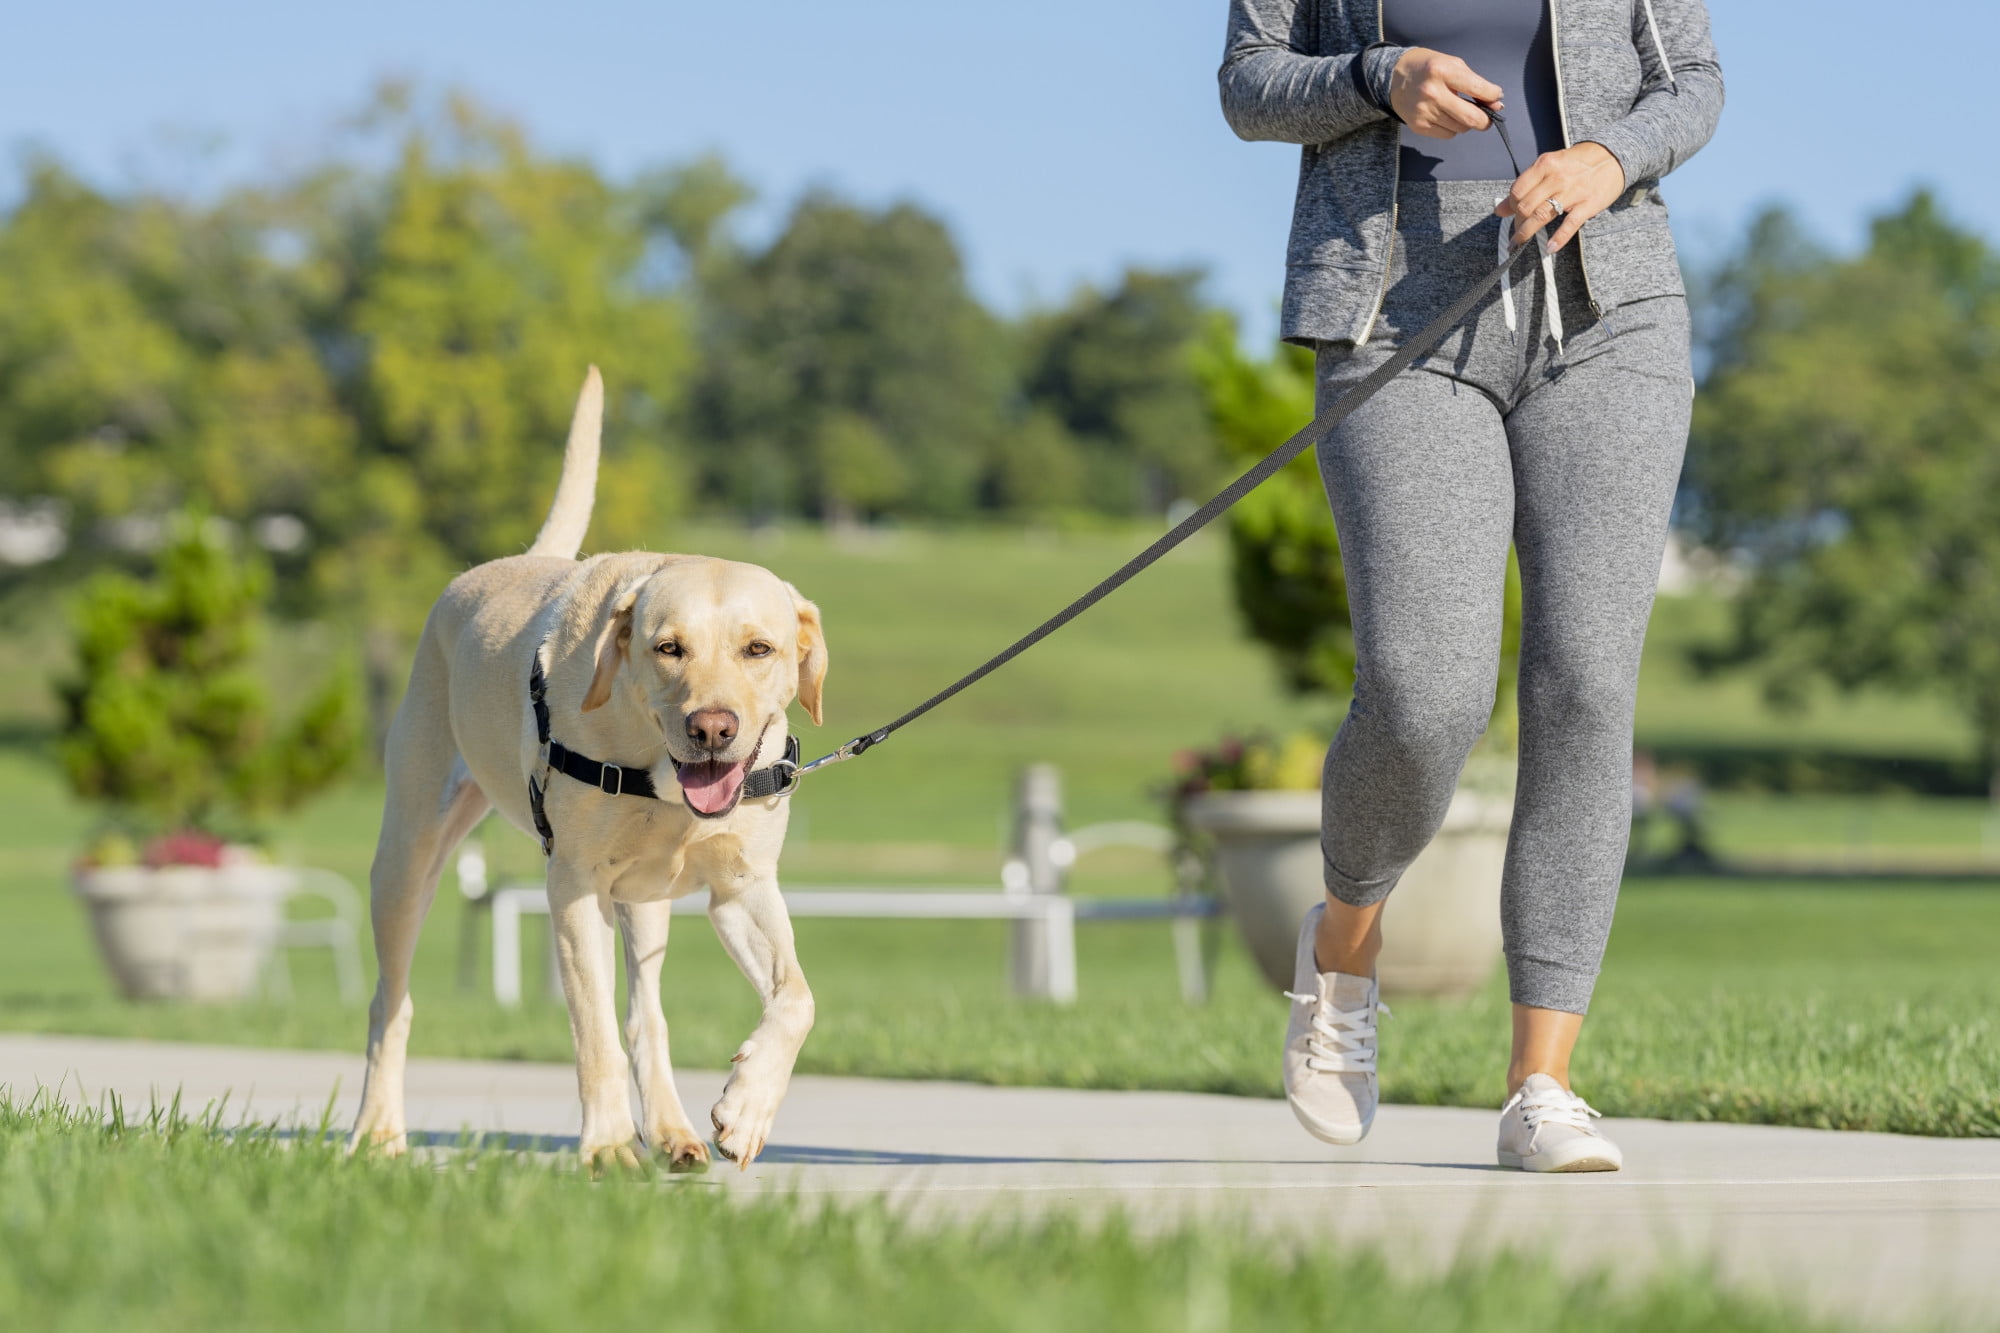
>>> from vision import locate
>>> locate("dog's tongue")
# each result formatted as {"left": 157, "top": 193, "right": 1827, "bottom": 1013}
{"left": 676, "top": 757, "right": 748, "bottom": 814}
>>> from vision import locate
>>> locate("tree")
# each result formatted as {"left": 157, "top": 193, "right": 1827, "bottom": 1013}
{"left": 986, "top": 409, "right": 1087, "bottom": 518}
{"left": 1019, "top": 268, "right": 1219, "bottom": 514}
{"left": 1687, "top": 191, "right": 2000, "bottom": 793}
{"left": 0, "top": 161, "right": 349, "bottom": 575}
{"left": 689, "top": 193, "right": 1010, "bottom": 520}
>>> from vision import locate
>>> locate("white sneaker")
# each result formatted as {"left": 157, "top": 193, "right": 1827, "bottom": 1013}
{"left": 1497, "top": 1073, "right": 1623, "bottom": 1172}
{"left": 1282, "top": 903, "right": 1387, "bottom": 1145}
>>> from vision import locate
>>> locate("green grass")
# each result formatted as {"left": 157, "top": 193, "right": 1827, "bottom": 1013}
{"left": 1633, "top": 595, "right": 1973, "bottom": 763}
{"left": 0, "top": 1098, "right": 1844, "bottom": 1333}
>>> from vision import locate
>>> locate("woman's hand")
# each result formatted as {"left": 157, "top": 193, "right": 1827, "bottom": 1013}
{"left": 1496, "top": 142, "right": 1627, "bottom": 252}
{"left": 1388, "top": 48, "right": 1504, "bottom": 138}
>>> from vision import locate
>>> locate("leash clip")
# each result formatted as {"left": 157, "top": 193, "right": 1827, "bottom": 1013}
{"left": 781, "top": 729, "right": 889, "bottom": 794}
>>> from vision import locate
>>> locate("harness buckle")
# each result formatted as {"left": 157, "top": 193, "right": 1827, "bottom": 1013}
{"left": 599, "top": 763, "right": 623, "bottom": 796}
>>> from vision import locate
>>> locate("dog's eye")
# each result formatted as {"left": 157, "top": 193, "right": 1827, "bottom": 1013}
{"left": 745, "top": 641, "right": 773, "bottom": 659}
{"left": 656, "top": 641, "right": 683, "bottom": 658}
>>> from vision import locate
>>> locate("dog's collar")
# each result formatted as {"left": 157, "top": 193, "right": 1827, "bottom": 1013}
{"left": 527, "top": 652, "right": 800, "bottom": 857}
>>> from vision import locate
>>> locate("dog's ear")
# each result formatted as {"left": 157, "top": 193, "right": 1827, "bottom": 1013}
{"left": 787, "top": 583, "right": 828, "bottom": 726}
{"left": 581, "top": 588, "right": 639, "bottom": 713}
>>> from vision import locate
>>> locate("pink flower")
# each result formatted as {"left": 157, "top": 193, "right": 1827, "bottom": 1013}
{"left": 144, "top": 830, "right": 228, "bottom": 869}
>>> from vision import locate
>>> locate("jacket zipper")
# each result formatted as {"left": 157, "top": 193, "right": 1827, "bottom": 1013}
{"left": 1546, "top": 0, "right": 1604, "bottom": 320}
{"left": 1356, "top": 0, "right": 1399, "bottom": 346}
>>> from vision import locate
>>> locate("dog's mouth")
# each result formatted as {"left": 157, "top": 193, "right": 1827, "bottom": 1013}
{"left": 672, "top": 725, "right": 769, "bottom": 819}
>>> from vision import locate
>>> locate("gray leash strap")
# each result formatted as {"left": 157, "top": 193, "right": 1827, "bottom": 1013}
{"left": 784, "top": 234, "right": 1534, "bottom": 790}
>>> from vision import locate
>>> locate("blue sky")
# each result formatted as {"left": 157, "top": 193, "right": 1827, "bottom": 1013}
{"left": 6, "top": 1, "right": 1993, "bottom": 343}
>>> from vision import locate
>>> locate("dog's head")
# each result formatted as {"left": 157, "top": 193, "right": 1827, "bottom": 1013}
{"left": 581, "top": 558, "right": 827, "bottom": 819}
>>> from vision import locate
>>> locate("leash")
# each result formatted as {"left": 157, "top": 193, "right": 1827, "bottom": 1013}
{"left": 780, "top": 232, "right": 1536, "bottom": 794}
{"left": 532, "top": 103, "right": 1544, "bottom": 824}
{"left": 784, "top": 107, "right": 1556, "bottom": 793}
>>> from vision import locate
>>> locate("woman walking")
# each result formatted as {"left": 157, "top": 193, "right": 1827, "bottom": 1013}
{"left": 1219, "top": 0, "right": 1722, "bottom": 1170}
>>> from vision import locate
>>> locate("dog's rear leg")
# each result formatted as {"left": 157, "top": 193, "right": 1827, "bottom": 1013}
{"left": 350, "top": 649, "right": 489, "bottom": 1157}
{"left": 706, "top": 879, "right": 815, "bottom": 1169}
{"left": 617, "top": 900, "right": 710, "bottom": 1172}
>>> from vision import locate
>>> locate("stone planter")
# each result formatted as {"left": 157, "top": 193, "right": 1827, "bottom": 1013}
{"left": 1181, "top": 787, "right": 1512, "bottom": 999}
{"left": 71, "top": 863, "right": 293, "bottom": 1001}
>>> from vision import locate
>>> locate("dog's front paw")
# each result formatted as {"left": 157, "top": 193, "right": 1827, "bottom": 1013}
{"left": 709, "top": 1074, "right": 785, "bottom": 1170}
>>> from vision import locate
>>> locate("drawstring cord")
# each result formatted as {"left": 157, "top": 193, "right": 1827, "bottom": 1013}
{"left": 1639, "top": 0, "right": 1680, "bottom": 94}
{"left": 1483, "top": 105, "right": 1567, "bottom": 358}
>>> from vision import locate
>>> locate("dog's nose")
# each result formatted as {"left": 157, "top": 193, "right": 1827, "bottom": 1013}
{"left": 686, "top": 708, "right": 738, "bottom": 750}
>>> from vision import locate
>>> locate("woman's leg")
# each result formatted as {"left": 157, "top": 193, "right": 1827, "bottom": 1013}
{"left": 1314, "top": 360, "right": 1516, "bottom": 965}
{"left": 1501, "top": 293, "right": 1693, "bottom": 1086}
{"left": 1287, "top": 351, "right": 1515, "bottom": 1147}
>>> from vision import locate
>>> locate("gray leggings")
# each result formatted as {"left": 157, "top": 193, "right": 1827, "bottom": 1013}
{"left": 1315, "top": 180, "right": 1691, "bottom": 1015}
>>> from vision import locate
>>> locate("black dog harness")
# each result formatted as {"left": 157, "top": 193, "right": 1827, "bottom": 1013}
{"left": 527, "top": 654, "right": 801, "bottom": 856}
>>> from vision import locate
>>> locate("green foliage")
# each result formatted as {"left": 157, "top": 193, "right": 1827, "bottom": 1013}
{"left": 987, "top": 409, "right": 1088, "bottom": 517}
{"left": 0, "top": 160, "right": 344, "bottom": 541}
{"left": 1018, "top": 268, "right": 1219, "bottom": 514}
{"left": 691, "top": 193, "right": 1010, "bottom": 520}
{"left": 337, "top": 97, "right": 692, "bottom": 564}
{"left": 55, "top": 514, "right": 355, "bottom": 834}
{"left": 1689, "top": 191, "right": 2000, "bottom": 780}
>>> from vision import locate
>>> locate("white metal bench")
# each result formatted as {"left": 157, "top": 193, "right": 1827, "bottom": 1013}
{"left": 475, "top": 763, "right": 1222, "bottom": 1008}
{"left": 489, "top": 884, "right": 1080, "bottom": 1008}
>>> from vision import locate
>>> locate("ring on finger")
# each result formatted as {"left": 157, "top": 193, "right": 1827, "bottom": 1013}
{"left": 1545, "top": 196, "right": 1564, "bottom": 216}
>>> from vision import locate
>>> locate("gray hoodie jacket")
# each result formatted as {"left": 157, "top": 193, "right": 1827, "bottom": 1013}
{"left": 1220, "top": 0, "right": 1724, "bottom": 345}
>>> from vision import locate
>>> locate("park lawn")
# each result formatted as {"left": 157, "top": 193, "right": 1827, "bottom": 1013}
{"left": 4, "top": 791, "right": 1995, "bottom": 1139}
{"left": 0, "top": 1099, "right": 1847, "bottom": 1333}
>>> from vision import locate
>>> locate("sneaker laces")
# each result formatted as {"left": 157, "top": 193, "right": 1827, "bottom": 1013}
{"left": 1282, "top": 989, "right": 1390, "bottom": 1073}
{"left": 1515, "top": 1083, "right": 1603, "bottom": 1135}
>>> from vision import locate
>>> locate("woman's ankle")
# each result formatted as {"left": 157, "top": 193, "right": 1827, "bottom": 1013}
{"left": 1313, "top": 899, "right": 1383, "bottom": 977}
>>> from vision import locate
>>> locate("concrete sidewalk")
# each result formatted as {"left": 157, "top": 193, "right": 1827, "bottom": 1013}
{"left": 4, "top": 1033, "right": 1996, "bottom": 1328}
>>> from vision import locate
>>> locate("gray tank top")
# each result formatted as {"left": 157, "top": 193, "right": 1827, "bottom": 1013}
{"left": 1384, "top": 0, "right": 1565, "bottom": 182}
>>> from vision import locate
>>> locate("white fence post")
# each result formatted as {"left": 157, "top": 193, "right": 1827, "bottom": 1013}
{"left": 492, "top": 888, "right": 525, "bottom": 1007}
{"left": 1008, "top": 763, "right": 1065, "bottom": 999}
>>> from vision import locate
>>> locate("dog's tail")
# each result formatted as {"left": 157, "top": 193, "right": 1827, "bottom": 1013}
{"left": 527, "top": 366, "right": 604, "bottom": 559}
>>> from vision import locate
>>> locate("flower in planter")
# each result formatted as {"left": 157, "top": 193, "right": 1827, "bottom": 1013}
{"left": 142, "top": 830, "right": 229, "bottom": 870}
{"left": 1168, "top": 731, "right": 1327, "bottom": 802}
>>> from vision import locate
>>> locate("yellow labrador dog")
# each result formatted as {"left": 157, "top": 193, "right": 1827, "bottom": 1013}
{"left": 350, "top": 368, "right": 823, "bottom": 1171}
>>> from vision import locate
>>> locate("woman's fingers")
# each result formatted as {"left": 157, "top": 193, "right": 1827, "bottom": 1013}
{"left": 1391, "top": 49, "right": 1504, "bottom": 138}
{"left": 1547, "top": 207, "right": 1590, "bottom": 252}
{"left": 1441, "top": 93, "right": 1492, "bottom": 133}
{"left": 1439, "top": 59, "right": 1504, "bottom": 106}
{"left": 1505, "top": 166, "right": 1558, "bottom": 243}
{"left": 1498, "top": 144, "right": 1624, "bottom": 251}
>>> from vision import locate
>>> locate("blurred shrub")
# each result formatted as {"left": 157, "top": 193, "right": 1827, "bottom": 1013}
{"left": 56, "top": 513, "right": 356, "bottom": 836}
